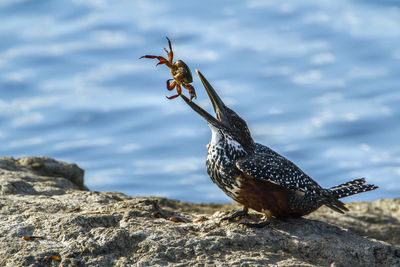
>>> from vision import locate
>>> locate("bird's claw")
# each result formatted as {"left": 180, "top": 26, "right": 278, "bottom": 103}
{"left": 239, "top": 220, "right": 271, "bottom": 228}
{"left": 219, "top": 208, "right": 249, "bottom": 225}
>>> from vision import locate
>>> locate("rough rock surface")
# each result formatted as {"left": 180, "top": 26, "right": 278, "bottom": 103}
{"left": 0, "top": 157, "right": 399, "bottom": 266}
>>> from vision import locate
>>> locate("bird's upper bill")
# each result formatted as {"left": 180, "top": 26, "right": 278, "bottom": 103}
{"left": 181, "top": 70, "right": 229, "bottom": 129}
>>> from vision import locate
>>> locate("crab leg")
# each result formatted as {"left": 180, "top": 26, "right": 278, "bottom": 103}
{"left": 166, "top": 79, "right": 177, "bottom": 91}
{"left": 139, "top": 55, "right": 166, "bottom": 61}
{"left": 139, "top": 55, "right": 174, "bottom": 68}
{"left": 182, "top": 83, "right": 197, "bottom": 101}
{"left": 166, "top": 84, "right": 182, "bottom": 99}
{"left": 165, "top": 37, "right": 174, "bottom": 64}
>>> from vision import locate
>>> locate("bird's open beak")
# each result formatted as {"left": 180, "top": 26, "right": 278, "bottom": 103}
{"left": 181, "top": 70, "right": 228, "bottom": 128}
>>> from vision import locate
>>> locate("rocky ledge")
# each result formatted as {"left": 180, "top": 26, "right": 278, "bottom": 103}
{"left": 0, "top": 157, "right": 399, "bottom": 266}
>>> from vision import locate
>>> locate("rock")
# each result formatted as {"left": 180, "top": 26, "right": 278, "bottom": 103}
{"left": 0, "top": 156, "right": 87, "bottom": 195}
{"left": 16, "top": 156, "right": 86, "bottom": 190}
{"left": 306, "top": 198, "right": 400, "bottom": 248}
{"left": 0, "top": 157, "right": 399, "bottom": 266}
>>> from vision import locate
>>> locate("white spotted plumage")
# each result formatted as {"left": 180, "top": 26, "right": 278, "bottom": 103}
{"left": 206, "top": 125, "right": 246, "bottom": 199}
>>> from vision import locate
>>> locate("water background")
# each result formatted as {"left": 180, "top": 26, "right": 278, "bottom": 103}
{"left": 1, "top": 0, "right": 399, "bottom": 203}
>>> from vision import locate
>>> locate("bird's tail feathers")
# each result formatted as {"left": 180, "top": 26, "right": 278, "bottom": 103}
{"left": 321, "top": 192, "right": 348, "bottom": 214}
{"left": 329, "top": 178, "right": 378, "bottom": 199}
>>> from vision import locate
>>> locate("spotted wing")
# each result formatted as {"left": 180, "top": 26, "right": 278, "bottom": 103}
{"left": 235, "top": 152, "right": 320, "bottom": 193}
{"left": 235, "top": 149, "right": 348, "bottom": 213}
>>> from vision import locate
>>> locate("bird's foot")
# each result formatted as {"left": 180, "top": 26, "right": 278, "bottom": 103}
{"left": 219, "top": 207, "right": 249, "bottom": 225}
{"left": 240, "top": 220, "right": 271, "bottom": 228}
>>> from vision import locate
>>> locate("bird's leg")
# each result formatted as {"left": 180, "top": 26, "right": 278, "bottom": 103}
{"left": 166, "top": 79, "right": 176, "bottom": 91}
{"left": 219, "top": 206, "right": 249, "bottom": 224}
{"left": 166, "top": 84, "right": 182, "bottom": 99}
{"left": 182, "top": 83, "right": 197, "bottom": 101}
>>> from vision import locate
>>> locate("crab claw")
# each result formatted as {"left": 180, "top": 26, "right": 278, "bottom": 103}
{"left": 156, "top": 60, "right": 169, "bottom": 66}
{"left": 189, "top": 89, "right": 197, "bottom": 101}
{"left": 140, "top": 55, "right": 168, "bottom": 65}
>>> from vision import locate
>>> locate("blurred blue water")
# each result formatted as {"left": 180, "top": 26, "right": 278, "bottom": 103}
{"left": 1, "top": 0, "right": 399, "bottom": 203}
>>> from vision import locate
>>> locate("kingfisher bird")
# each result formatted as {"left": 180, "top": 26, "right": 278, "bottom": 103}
{"left": 180, "top": 70, "right": 378, "bottom": 224}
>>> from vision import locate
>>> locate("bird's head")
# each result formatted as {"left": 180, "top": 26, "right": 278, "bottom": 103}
{"left": 181, "top": 70, "right": 255, "bottom": 152}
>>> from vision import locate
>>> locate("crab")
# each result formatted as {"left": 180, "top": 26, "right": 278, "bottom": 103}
{"left": 140, "top": 37, "right": 197, "bottom": 101}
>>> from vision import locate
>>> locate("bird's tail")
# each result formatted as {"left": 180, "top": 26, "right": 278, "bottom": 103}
{"left": 328, "top": 178, "right": 378, "bottom": 199}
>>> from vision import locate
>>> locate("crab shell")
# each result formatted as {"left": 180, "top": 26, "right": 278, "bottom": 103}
{"left": 171, "top": 60, "right": 193, "bottom": 84}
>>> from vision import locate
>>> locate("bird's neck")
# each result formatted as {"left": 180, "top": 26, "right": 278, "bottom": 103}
{"left": 206, "top": 126, "right": 247, "bottom": 199}
{"left": 207, "top": 126, "right": 247, "bottom": 161}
